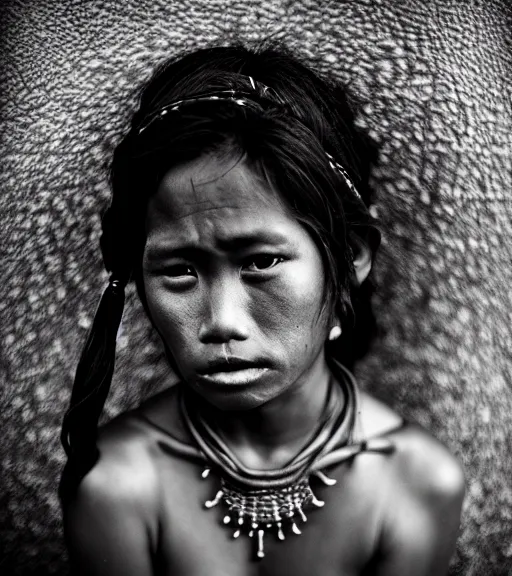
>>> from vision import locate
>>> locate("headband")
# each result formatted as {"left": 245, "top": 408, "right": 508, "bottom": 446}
{"left": 136, "top": 75, "right": 362, "bottom": 202}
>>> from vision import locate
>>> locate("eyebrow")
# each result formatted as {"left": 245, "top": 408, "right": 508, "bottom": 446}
{"left": 217, "top": 230, "right": 289, "bottom": 250}
{"left": 145, "top": 230, "right": 290, "bottom": 261}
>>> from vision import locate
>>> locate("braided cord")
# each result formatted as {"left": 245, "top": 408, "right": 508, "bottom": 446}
{"left": 134, "top": 359, "right": 397, "bottom": 488}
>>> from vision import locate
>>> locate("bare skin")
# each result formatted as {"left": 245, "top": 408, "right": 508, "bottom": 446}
{"left": 62, "top": 153, "right": 465, "bottom": 575}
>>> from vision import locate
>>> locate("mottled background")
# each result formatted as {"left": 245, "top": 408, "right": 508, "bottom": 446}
{"left": 1, "top": 0, "right": 511, "bottom": 574}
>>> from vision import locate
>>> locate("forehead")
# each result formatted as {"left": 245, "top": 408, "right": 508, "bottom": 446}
{"left": 152, "top": 153, "right": 285, "bottom": 219}
{"left": 145, "top": 154, "right": 300, "bottom": 245}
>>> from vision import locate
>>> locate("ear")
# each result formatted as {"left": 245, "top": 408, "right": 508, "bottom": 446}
{"left": 352, "top": 238, "right": 373, "bottom": 286}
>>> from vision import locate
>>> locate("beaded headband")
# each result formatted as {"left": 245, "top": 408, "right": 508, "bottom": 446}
{"left": 136, "top": 76, "right": 362, "bottom": 202}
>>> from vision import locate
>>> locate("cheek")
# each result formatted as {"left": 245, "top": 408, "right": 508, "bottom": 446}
{"left": 251, "top": 260, "right": 328, "bottom": 349}
{"left": 142, "top": 256, "right": 329, "bottom": 364}
{"left": 143, "top": 277, "right": 196, "bottom": 350}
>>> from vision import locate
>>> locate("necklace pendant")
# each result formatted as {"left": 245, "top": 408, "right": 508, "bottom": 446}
{"left": 277, "top": 522, "right": 285, "bottom": 540}
{"left": 204, "top": 489, "right": 223, "bottom": 508}
{"left": 204, "top": 475, "right": 327, "bottom": 559}
{"left": 256, "top": 529, "right": 265, "bottom": 558}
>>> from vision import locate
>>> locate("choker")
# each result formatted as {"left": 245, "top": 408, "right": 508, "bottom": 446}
{"left": 179, "top": 360, "right": 394, "bottom": 560}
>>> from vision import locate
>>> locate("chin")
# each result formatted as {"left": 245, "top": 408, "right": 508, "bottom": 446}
{"left": 189, "top": 384, "right": 276, "bottom": 412}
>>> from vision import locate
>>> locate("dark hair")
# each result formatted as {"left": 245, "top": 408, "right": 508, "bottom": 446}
{"left": 60, "top": 41, "right": 380, "bottom": 499}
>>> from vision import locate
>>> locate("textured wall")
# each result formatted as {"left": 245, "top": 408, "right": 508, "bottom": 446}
{"left": 1, "top": 0, "right": 511, "bottom": 574}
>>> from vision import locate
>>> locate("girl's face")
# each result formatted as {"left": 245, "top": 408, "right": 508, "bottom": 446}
{"left": 142, "top": 153, "right": 331, "bottom": 410}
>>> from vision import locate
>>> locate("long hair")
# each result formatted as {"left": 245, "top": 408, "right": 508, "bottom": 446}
{"left": 59, "top": 41, "right": 380, "bottom": 500}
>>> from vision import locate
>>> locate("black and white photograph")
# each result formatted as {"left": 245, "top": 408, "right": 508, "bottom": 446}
{"left": 1, "top": 1, "right": 511, "bottom": 574}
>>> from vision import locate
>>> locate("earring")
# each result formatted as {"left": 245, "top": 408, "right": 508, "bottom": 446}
{"left": 328, "top": 326, "right": 342, "bottom": 341}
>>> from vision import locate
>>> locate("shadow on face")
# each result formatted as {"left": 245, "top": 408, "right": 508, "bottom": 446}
{"left": 141, "top": 152, "right": 334, "bottom": 410}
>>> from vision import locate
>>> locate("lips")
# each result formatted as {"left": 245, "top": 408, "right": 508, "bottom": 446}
{"left": 196, "top": 357, "right": 270, "bottom": 386}
{"left": 199, "top": 357, "right": 268, "bottom": 374}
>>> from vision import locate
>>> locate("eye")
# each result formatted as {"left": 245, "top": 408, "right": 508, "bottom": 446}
{"left": 243, "top": 255, "right": 283, "bottom": 272}
{"left": 162, "top": 264, "right": 197, "bottom": 278}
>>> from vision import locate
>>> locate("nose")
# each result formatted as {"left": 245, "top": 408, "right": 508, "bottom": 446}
{"left": 198, "top": 276, "right": 250, "bottom": 344}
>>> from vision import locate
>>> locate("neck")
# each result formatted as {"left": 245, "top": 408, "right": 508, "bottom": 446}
{"left": 195, "top": 350, "right": 335, "bottom": 470}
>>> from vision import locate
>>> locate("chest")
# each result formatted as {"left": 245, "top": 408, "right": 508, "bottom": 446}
{"left": 152, "top": 455, "right": 385, "bottom": 576}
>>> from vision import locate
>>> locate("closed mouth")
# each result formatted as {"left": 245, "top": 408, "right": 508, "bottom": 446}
{"left": 196, "top": 358, "right": 270, "bottom": 386}
{"left": 196, "top": 367, "right": 269, "bottom": 386}
{"left": 198, "top": 357, "right": 269, "bottom": 375}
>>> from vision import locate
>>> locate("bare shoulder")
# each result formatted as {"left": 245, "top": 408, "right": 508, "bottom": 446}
{"left": 358, "top": 390, "right": 465, "bottom": 500}
{"left": 64, "top": 411, "right": 161, "bottom": 529}
{"left": 391, "top": 423, "right": 466, "bottom": 507}
{"left": 356, "top": 392, "right": 465, "bottom": 574}
{"left": 74, "top": 384, "right": 188, "bottom": 502}
{"left": 61, "top": 413, "right": 162, "bottom": 575}
{"left": 380, "top": 426, "right": 465, "bottom": 575}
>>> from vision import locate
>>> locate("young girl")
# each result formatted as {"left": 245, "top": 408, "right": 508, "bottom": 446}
{"left": 60, "top": 43, "right": 464, "bottom": 576}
